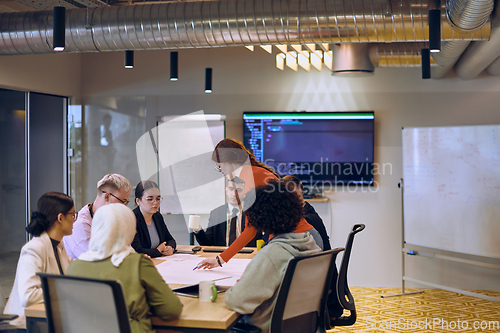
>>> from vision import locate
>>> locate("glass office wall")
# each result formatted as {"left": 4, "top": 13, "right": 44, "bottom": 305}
{"left": 0, "top": 88, "right": 27, "bottom": 255}
{"left": 74, "top": 97, "right": 147, "bottom": 206}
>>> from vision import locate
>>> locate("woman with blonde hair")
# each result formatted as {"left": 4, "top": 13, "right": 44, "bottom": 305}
{"left": 67, "top": 203, "right": 182, "bottom": 333}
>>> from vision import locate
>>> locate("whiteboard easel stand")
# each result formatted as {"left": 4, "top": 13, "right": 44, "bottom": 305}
{"left": 382, "top": 178, "right": 424, "bottom": 298}
{"left": 382, "top": 179, "right": 500, "bottom": 302}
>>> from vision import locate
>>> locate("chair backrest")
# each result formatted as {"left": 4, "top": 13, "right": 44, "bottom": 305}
{"left": 332, "top": 224, "right": 365, "bottom": 327}
{"left": 270, "top": 248, "right": 344, "bottom": 333}
{"left": 38, "top": 273, "right": 131, "bottom": 333}
{"left": 0, "top": 284, "right": 6, "bottom": 313}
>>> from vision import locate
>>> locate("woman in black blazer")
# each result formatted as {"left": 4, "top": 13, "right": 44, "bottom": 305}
{"left": 131, "top": 181, "right": 176, "bottom": 257}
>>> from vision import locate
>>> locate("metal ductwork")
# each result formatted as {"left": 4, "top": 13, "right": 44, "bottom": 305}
{"left": 432, "top": 0, "right": 495, "bottom": 79}
{"left": 332, "top": 44, "right": 374, "bottom": 76}
{"left": 447, "top": 0, "right": 494, "bottom": 31}
{"left": 454, "top": 7, "right": 500, "bottom": 79}
{"left": 485, "top": 54, "right": 500, "bottom": 75}
{"left": 0, "top": 0, "right": 491, "bottom": 55}
{"left": 431, "top": 40, "right": 470, "bottom": 78}
{"left": 371, "top": 42, "right": 436, "bottom": 67}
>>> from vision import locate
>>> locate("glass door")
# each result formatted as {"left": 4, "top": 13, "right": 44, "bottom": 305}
{"left": 0, "top": 88, "right": 27, "bottom": 255}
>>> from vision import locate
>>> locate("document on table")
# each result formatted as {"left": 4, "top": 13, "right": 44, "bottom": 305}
{"left": 155, "top": 255, "right": 251, "bottom": 286}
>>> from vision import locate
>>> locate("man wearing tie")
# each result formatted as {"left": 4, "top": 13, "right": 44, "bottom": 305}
{"left": 193, "top": 178, "right": 262, "bottom": 247}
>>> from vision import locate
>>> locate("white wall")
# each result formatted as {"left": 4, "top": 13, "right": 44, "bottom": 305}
{"left": 0, "top": 53, "right": 82, "bottom": 98}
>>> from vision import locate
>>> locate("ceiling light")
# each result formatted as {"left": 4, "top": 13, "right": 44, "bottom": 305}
{"left": 421, "top": 48, "right": 431, "bottom": 79}
{"left": 276, "top": 53, "right": 285, "bottom": 70}
{"left": 205, "top": 68, "right": 212, "bottom": 93}
{"left": 429, "top": 9, "right": 441, "bottom": 53}
{"left": 53, "top": 7, "right": 65, "bottom": 52}
{"left": 170, "top": 51, "right": 178, "bottom": 81}
{"left": 125, "top": 50, "right": 134, "bottom": 68}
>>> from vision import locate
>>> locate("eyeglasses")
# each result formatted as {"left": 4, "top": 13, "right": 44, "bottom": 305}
{"left": 102, "top": 191, "right": 130, "bottom": 205}
{"left": 145, "top": 197, "right": 163, "bottom": 204}
{"left": 214, "top": 164, "right": 221, "bottom": 172}
{"left": 66, "top": 211, "right": 78, "bottom": 221}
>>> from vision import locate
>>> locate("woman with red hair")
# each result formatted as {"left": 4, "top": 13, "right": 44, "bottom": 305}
{"left": 196, "top": 138, "right": 320, "bottom": 269}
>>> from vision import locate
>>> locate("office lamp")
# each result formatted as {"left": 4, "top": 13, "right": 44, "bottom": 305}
{"left": 421, "top": 48, "right": 431, "bottom": 79}
{"left": 429, "top": 9, "right": 441, "bottom": 53}
{"left": 170, "top": 51, "right": 178, "bottom": 81}
{"left": 205, "top": 68, "right": 212, "bottom": 93}
{"left": 53, "top": 7, "right": 65, "bottom": 52}
{"left": 125, "top": 50, "right": 134, "bottom": 68}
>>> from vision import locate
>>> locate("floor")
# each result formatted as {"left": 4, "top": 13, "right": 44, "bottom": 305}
{"left": 329, "top": 287, "right": 500, "bottom": 333}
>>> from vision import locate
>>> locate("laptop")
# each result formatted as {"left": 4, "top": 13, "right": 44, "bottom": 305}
{"left": 172, "top": 284, "right": 230, "bottom": 298}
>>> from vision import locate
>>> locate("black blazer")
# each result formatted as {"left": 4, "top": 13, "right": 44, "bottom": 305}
{"left": 194, "top": 204, "right": 262, "bottom": 247}
{"left": 304, "top": 202, "right": 331, "bottom": 250}
{"left": 131, "top": 206, "right": 176, "bottom": 258}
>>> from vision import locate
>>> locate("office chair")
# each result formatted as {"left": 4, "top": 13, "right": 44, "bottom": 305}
{"left": 330, "top": 224, "right": 365, "bottom": 328}
{"left": 38, "top": 273, "right": 131, "bottom": 333}
{"left": 233, "top": 247, "right": 345, "bottom": 333}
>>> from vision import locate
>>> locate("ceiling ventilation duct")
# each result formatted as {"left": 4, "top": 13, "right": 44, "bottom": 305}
{"left": 332, "top": 44, "right": 374, "bottom": 76}
{"left": 454, "top": 8, "right": 500, "bottom": 79}
{"left": 0, "top": 0, "right": 490, "bottom": 55}
{"left": 432, "top": 0, "right": 495, "bottom": 78}
{"left": 371, "top": 43, "right": 436, "bottom": 67}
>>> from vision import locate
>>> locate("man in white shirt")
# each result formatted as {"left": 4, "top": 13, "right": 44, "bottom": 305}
{"left": 63, "top": 174, "right": 132, "bottom": 259}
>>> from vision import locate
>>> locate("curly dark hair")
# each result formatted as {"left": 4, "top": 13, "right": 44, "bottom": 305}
{"left": 244, "top": 179, "right": 304, "bottom": 235}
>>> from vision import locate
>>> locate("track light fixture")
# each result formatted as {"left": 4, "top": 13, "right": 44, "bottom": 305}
{"left": 170, "top": 52, "right": 178, "bottom": 81}
{"left": 429, "top": 9, "right": 441, "bottom": 53}
{"left": 53, "top": 6, "right": 66, "bottom": 52}
{"left": 205, "top": 68, "right": 212, "bottom": 93}
{"left": 125, "top": 50, "right": 134, "bottom": 68}
{"left": 421, "top": 48, "right": 431, "bottom": 79}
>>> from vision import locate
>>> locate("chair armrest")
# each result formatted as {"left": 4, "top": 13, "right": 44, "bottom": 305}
{"left": 231, "top": 322, "right": 262, "bottom": 333}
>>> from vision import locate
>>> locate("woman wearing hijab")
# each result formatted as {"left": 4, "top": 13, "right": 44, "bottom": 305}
{"left": 67, "top": 204, "right": 182, "bottom": 333}
{"left": 4, "top": 192, "right": 76, "bottom": 328}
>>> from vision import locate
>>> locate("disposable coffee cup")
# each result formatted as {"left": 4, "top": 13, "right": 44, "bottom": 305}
{"left": 189, "top": 215, "right": 201, "bottom": 230}
{"left": 199, "top": 280, "right": 217, "bottom": 302}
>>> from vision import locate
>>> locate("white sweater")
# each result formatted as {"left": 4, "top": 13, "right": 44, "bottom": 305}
{"left": 4, "top": 232, "right": 72, "bottom": 327}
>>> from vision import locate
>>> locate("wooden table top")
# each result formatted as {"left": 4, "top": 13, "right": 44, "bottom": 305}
{"left": 25, "top": 245, "right": 256, "bottom": 330}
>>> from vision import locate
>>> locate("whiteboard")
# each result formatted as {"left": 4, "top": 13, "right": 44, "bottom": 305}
{"left": 402, "top": 125, "right": 500, "bottom": 259}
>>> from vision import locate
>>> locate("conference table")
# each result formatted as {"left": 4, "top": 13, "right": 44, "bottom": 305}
{"left": 25, "top": 245, "right": 256, "bottom": 333}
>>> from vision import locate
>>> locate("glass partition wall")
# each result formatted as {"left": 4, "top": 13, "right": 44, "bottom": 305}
{"left": 0, "top": 88, "right": 27, "bottom": 255}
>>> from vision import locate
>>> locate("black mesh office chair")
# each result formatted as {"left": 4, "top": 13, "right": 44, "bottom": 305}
{"left": 233, "top": 247, "right": 345, "bottom": 333}
{"left": 330, "top": 224, "right": 365, "bottom": 328}
{"left": 38, "top": 273, "right": 131, "bottom": 333}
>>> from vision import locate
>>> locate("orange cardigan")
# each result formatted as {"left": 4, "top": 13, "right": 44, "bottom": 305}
{"left": 219, "top": 165, "right": 313, "bottom": 262}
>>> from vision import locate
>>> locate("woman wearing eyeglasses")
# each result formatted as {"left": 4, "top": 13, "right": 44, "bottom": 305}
{"left": 196, "top": 138, "right": 319, "bottom": 270}
{"left": 4, "top": 192, "right": 76, "bottom": 328}
{"left": 131, "top": 181, "right": 176, "bottom": 258}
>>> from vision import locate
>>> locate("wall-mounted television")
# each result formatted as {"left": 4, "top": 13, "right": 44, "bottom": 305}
{"left": 243, "top": 112, "right": 375, "bottom": 187}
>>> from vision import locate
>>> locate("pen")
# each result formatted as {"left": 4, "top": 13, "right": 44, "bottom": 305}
{"left": 193, "top": 265, "right": 199, "bottom": 271}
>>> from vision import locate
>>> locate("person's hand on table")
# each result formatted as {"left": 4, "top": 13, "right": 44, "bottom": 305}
{"left": 162, "top": 245, "right": 174, "bottom": 256}
{"left": 157, "top": 241, "right": 167, "bottom": 253}
{"left": 196, "top": 257, "right": 218, "bottom": 269}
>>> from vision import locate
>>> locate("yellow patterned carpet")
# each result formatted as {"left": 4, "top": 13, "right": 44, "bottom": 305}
{"left": 328, "top": 288, "right": 500, "bottom": 333}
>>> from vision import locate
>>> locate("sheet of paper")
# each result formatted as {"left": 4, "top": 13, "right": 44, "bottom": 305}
{"left": 155, "top": 256, "right": 251, "bottom": 286}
